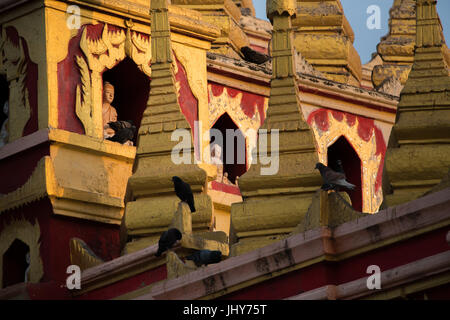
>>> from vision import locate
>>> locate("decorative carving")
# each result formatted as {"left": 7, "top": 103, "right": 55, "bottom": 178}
{"left": 0, "top": 28, "right": 31, "bottom": 142}
{"left": 69, "top": 238, "right": 104, "bottom": 271}
{"left": 308, "top": 110, "right": 384, "bottom": 213}
{"left": 266, "top": 0, "right": 297, "bottom": 22}
{"left": 376, "top": 76, "right": 404, "bottom": 97}
{"left": 0, "top": 156, "right": 56, "bottom": 213}
{"left": 75, "top": 23, "right": 152, "bottom": 138}
{"left": 0, "top": 218, "right": 44, "bottom": 288}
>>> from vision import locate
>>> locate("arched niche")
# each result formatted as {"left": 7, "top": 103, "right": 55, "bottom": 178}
{"left": 2, "top": 239, "right": 29, "bottom": 288}
{"left": 210, "top": 112, "right": 247, "bottom": 185}
{"left": 102, "top": 57, "right": 150, "bottom": 145}
{"left": 328, "top": 136, "right": 362, "bottom": 211}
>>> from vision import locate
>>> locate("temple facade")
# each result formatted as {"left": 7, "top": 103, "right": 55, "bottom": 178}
{"left": 0, "top": 0, "right": 448, "bottom": 300}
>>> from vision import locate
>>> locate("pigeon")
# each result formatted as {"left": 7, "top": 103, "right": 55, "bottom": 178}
{"left": 172, "top": 176, "right": 196, "bottom": 213}
{"left": 156, "top": 228, "right": 182, "bottom": 257}
{"left": 335, "top": 160, "right": 346, "bottom": 177}
{"left": 241, "top": 46, "right": 271, "bottom": 65}
{"left": 106, "top": 120, "right": 136, "bottom": 144}
{"left": 315, "top": 162, "right": 356, "bottom": 191}
{"left": 186, "top": 250, "right": 222, "bottom": 267}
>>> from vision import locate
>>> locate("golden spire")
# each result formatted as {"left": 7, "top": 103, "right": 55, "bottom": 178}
{"left": 372, "top": 0, "right": 416, "bottom": 87}
{"left": 230, "top": 0, "right": 321, "bottom": 256}
{"left": 292, "top": 0, "right": 362, "bottom": 86}
{"left": 382, "top": 0, "right": 450, "bottom": 208}
{"left": 123, "top": 0, "right": 212, "bottom": 254}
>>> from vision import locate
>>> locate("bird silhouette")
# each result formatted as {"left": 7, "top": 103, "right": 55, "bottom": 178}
{"left": 106, "top": 120, "right": 136, "bottom": 144}
{"left": 186, "top": 250, "right": 222, "bottom": 267}
{"left": 241, "top": 46, "right": 271, "bottom": 65}
{"left": 315, "top": 162, "right": 356, "bottom": 191}
{"left": 156, "top": 228, "right": 182, "bottom": 257}
{"left": 172, "top": 176, "right": 196, "bottom": 213}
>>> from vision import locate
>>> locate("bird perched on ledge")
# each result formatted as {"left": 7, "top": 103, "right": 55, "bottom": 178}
{"left": 186, "top": 250, "right": 222, "bottom": 267}
{"left": 106, "top": 120, "right": 136, "bottom": 145}
{"left": 315, "top": 162, "right": 356, "bottom": 191}
{"left": 156, "top": 228, "right": 182, "bottom": 257}
{"left": 241, "top": 46, "right": 271, "bottom": 65}
{"left": 172, "top": 176, "right": 196, "bottom": 213}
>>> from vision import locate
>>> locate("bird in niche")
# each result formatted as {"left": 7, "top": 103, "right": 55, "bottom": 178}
{"left": 106, "top": 120, "right": 136, "bottom": 145}
{"left": 156, "top": 228, "right": 183, "bottom": 257}
{"left": 186, "top": 250, "right": 222, "bottom": 267}
{"left": 172, "top": 176, "right": 196, "bottom": 213}
{"left": 335, "top": 159, "right": 346, "bottom": 177}
{"left": 241, "top": 46, "right": 271, "bottom": 65}
{"left": 315, "top": 162, "right": 356, "bottom": 191}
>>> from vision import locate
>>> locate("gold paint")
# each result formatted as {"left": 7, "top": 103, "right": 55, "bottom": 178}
{"left": 309, "top": 110, "right": 383, "bottom": 213}
{"left": 0, "top": 218, "right": 43, "bottom": 288}
{"left": 230, "top": 2, "right": 321, "bottom": 256}
{"left": 207, "top": 84, "right": 268, "bottom": 165}
{"left": 0, "top": 28, "right": 30, "bottom": 142}
{"left": 0, "top": 156, "right": 53, "bottom": 213}
{"left": 69, "top": 238, "right": 103, "bottom": 271}
{"left": 0, "top": 128, "right": 136, "bottom": 224}
{"left": 383, "top": 0, "right": 450, "bottom": 208}
{"left": 292, "top": 0, "right": 362, "bottom": 86}
{"left": 372, "top": 0, "right": 416, "bottom": 87}
{"left": 123, "top": 0, "right": 215, "bottom": 252}
{"left": 266, "top": 0, "right": 297, "bottom": 22}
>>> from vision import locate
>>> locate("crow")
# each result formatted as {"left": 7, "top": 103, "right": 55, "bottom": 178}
{"left": 241, "top": 46, "right": 271, "bottom": 65}
{"left": 155, "top": 228, "right": 182, "bottom": 257}
{"left": 106, "top": 120, "right": 136, "bottom": 144}
{"left": 172, "top": 176, "right": 196, "bottom": 213}
{"left": 315, "top": 162, "right": 356, "bottom": 191}
{"left": 186, "top": 250, "right": 222, "bottom": 267}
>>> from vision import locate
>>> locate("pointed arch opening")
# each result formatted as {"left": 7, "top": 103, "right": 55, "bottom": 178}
{"left": 328, "top": 136, "right": 363, "bottom": 211}
{"left": 2, "top": 239, "right": 30, "bottom": 288}
{"left": 210, "top": 113, "right": 247, "bottom": 185}
{"left": 102, "top": 57, "right": 151, "bottom": 144}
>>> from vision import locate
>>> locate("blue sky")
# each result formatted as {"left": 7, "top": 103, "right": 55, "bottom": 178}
{"left": 254, "top": 0, "right": 450, "bottom": 64}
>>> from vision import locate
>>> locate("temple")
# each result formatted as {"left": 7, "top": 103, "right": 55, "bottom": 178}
{"left": 0, "top": 0, "right": 448, "bottom": 300}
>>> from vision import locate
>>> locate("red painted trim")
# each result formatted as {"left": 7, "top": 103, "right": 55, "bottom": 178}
{"left": 75, "top": 265, "right": 167, "bottom": 300}
{"left": 299, "top": 85, "right": 397, "bottom": 115}
{"left": 211, "top": 181, "right": 241, "bottom": 196}
{"left": 219, "top": 227, "right": 450, "bottom": 300}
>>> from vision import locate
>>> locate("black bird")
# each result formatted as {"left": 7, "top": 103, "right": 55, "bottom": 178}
{"left": 106, "top": 120, "right": 136, "bottom": 144}
{"left": 315, "top": 162, "right": 356, "bottom": 191}
{"left": 108, "top": 120, "right": 134, "bottom": 132}
{"left": 155, "top": 228, "right": 182, "bottom": 257}
{"left": 172, "top": 176, "right": 196, "bottom": 213}
{"left": 241, "top": 46, "right": 271, "bottom": 65}
{"left": 186, "top": 250, "right": 222, "bottom": 267}
{"left": 335, "top": 160, "right": 346, "bottom": 177}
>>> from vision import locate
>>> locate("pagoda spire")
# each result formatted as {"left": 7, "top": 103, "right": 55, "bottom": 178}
{"left": 382, "top": 0, "right": 450, "bottom": 207}
{"left": 122, "top": 0, "right": 213, "bottom": 253}
{"left": 230, "top": 0, "right": 321, "bottom": 256}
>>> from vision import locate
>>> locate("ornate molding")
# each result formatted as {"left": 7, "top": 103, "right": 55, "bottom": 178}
{"left": 208, "top": 84, "right": 267, "bottom": 165}
{"left": 309, "top": 110, "right": 383, "bottom": 213}
{"left": 0, "top": 156, "right": 57, "bottom": 213}
{"left": 0, "top": 27, "right": 31, "bottom": 142}
{"left": 0, "top": 218, "right": 44, "bottom": 288}
{"left": 75, "top": 23, "right": 152, "bottom": 138}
